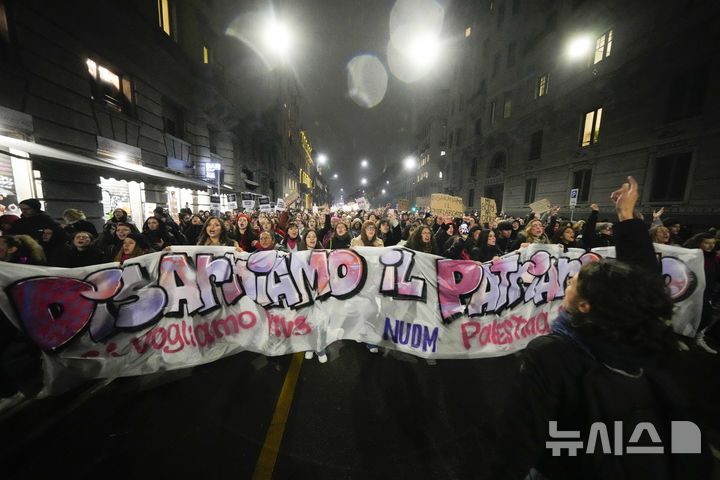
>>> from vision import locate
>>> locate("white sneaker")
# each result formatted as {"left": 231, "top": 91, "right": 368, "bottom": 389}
{"left": 317, "top": 352, "right": 328, "bottom": 363}
{"left": 696, "top": 334, "right": 718, "bottom": 354}
{"left": 304, "top": 351, "right": 313, "bottom": 360}
{"left": 368, "top": 346, "right": 379, "bottom": 354}
{"left": 0, "top": 392, "right": 26, "bottom": 414}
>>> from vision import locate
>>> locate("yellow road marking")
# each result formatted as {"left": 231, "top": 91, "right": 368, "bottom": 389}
{"left": 252, "top": 353, "right": 305, "bottom": 480}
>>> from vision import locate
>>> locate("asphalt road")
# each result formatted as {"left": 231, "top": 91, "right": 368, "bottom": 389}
{"left": 0, "top": 340, "right": 718, "bottom": 480}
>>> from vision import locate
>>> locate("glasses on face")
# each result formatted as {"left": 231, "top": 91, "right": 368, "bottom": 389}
{"left": 75, "top": 235, "right": 91, "bottom": 240}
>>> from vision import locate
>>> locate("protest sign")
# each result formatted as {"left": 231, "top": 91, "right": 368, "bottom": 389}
{"left": 356, "top": 197, "right": 369, "bottom": 210}
{"left": 479, "top": 197, "right": 497, "bottom": 226}
{"left": 0, "top": 244, "right": 703, "bottom": 394}
{"left": 431, "top": 193, "right": 464, "bottom": 217}
{"left": 416, "top": 196, "right": 430, "bottom": 210}
{"left": 397, "top": 199, "right": 410, "bottom": 212}
{"left": 285, "top": 191, "right": 300, "bottom": 207}
{"left": 528, "top": 198, "right": 552, "bottom": 213}
{"left": 241, "top": 193, "right": 255, "bottom": 210}
{"left": 275, "top": 198, "right": 285, "bottom": 212}
{"left": 258, "top": 196, "right": 271, "bottom": 212}
{"left": 226, "top": 193, "right": 237, "bottom": 210}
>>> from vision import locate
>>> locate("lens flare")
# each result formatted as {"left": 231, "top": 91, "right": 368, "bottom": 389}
{"left": 347, "top": 54, "right": 389, "bottom": 109}
{"left": 387, "top": 0, "right": 444, "bottom": 83}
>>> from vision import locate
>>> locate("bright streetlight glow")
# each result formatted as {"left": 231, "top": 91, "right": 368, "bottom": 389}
{"left": 264, "top": 19, "right": 292, "bottom": 57}
{"left": 566, "top": 36, "right": 592, "bottom": 60}
{"left": 382, "top": 189, "right": 386, "bottom": 195}
{"left": 360, "top": 159, "right": 368, "bottom": 168}
{"left": 386, "top": 180, "right": 390, "bottom": 184}
{"left": 403, "top": 156, "right": 417, "bottom": 170}
{"left": 333, "top": 173, "right": 338, "bottom": 179}
{"left": 340, "top": 187, "right": 344, "bottom": 191}
{"left": 408, "top": 33, "right": 440, "bottom": 65}
{"left": 317, "top": 153, "right": 328, "bottom": 165}
{"left": 361, "top": 178, "right": 367, "bottom": 185}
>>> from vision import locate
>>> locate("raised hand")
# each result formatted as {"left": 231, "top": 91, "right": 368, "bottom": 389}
{"left": 652, "top": 207, "right": 665, "bottom": 219}
{"left": 610, "top": 176, "right": 639, "bottom": 221}
{"left": 590, "top": 203, "right": 599, "bottom": 212}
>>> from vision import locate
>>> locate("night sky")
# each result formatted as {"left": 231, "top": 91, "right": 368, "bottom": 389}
{"left": 279, "top": 0, "right": 447, "bottom": 192}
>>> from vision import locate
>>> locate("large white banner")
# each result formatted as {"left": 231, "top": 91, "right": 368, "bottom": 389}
{"left": 0, "top": 244, "right": 704, "bottom": 394}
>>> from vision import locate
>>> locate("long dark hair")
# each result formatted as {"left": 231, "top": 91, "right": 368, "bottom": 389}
{"left": 197, "top": 216, "right": 234, "bottom": 246}
{"left": 406, "top": 226, "right": 437, "bottom": 254}
{"left": 570, "top": 260, "right": 677, "bottom": 352}
{"left": 359, "top": 220, "right": 378, "bottom": 246}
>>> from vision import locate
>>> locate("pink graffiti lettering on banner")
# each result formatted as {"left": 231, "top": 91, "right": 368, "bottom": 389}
{"left": 327, "top": 249, "right": 366, "bottom": 298}
{"left": 113, "top": 264, "right": 167, "bottom": 330}
{"left": 460, "top": 312, "right": 550, "bottom": 349}
{"left": 195, "top": 254, "right": 233, "bottom": 313}
{"left": 129, "top": 312, "right": 257, "bottom": 355}
{"left": 288, "top": 250, "right": 332, "bottom": 305}
{"left": 437, "top": 259, "right": 483, "bottom": 322}
{"left": 661, "top": 256, "right": 697, "bottom": 302}
{"left": 160, "top": 253, "right": 203, "bottom": 316}
{"left": 7, "top": 277, "right": 97, "bottom": 351}
{"left": 267, "top": 313, "right": 311, "bottom": 338}
{"left": 379, "top": 249, "right": 426, "bottom": 299}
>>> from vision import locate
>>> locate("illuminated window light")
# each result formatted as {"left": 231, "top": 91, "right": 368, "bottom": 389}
{"left": 203, "top": 46, "right": 210, "bottom": 64}
{"left": 465, "top": 27, "right": 472, "bottom": 38}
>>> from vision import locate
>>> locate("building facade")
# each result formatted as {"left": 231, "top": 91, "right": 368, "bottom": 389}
{"left": 0, "top": 0, "right": 302, "bottom": 228}
{"left": 440, "top": 0, "right": 719, "bottom": 224}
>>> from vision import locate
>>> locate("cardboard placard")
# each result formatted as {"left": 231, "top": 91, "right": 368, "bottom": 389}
{"left": 528, "top": 198, "right": 552, "bottom": 214}
{"left": 479, "top": 197, "right": 497, "bottom": 226}
{"left": 397, "top": 199, "right": 409, "bottom": 212}
{"left": 430, "top": 194, "right": 464, "bottom": 218}
{"left": 275, "top": 198, "right": 285, "bottom": 212}
{"left": 416, "top": 196, "right": 430, "bottom": 209}
{"left": 285, "top": 191, "right": 300, "bottom": 207}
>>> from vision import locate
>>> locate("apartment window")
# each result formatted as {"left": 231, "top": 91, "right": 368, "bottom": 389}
{"left": 162, "top": 97, "right": 185, "bottom": 139}
{"left": 448, "top": 132, "right": 454, "bottom": 149}
{"left": 665, "top": 65, "right": 709, "bottom": 122}
{"left": 497, "top": 3, "right": 505, "bottom": 27}
{"left": 535, "top": 74, "right": 549, "bottom": 98}
{"left": 157, "top": 0, "right": 174, "bottom": 38}
{"left": 503, "top": 94, "right": 512, "bottom": 119}
{"left": 492, "top": 53, "right": 500, "bottom": 77}
{"left": 529, "top": 130, "right": 543, "bottom": 160}
{"left": 455, "top": 128, "right": 462, "bottom": 147}
{"left": 581, "top": 107, "right": 603, "bottom": 147}
{"left": 470, "top": 158, "right": 478, "bottom": 178}
{"left": 458, "top": 94, "right": 464, "bottom": 113}
{"left": 468, "top": 188, "right": 475, "bottom": 207}
{"left": 86, "top": 59, "right": 133, "bottom": 114}
{"left": 572, "top": 169, "right": 592, "bottom": 202}
{"left": 489, "top": 100, "right": 497, "bottom": 125}
{"left": 507, "top": 42, "right": 516, "bottom": 67}
{"left": 474, "top": 118, "right": 482, "bottom": 135}
{"left": 524, "top": 178, "right": 537, "bottom": 204}
{"left": 594, "top": 29, "right": 613, "bottom": 64}
{"left": 649, "top": 153, "right": 691, "bottom": 202}
{"left": 203, "top": 45, "right": 210, "bottom": 64}
{"left": 440, "top": 150, "right": 446, "bottom": 156}
{"left": 465, "top": 27, "right": 472, "bottom": 38}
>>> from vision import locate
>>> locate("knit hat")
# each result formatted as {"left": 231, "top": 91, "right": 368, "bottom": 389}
{"left": 19, "top": 198, "right": 42, "bottom": 212}
{"left": 0, "top": 214, "right": 19, "bottom": 225}
{"left": 497, "top": 221, "right": 514, "bottom": 231}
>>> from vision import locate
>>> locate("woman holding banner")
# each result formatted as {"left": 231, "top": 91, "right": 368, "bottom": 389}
{"left": 488, "top": 177, "right": 711, "bottom": 479}
{"left": 197, "top": 217, "right": 239, "bottom": 248}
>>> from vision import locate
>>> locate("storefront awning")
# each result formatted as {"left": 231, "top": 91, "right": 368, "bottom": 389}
{"left": 0, "top": 135, "right": 214, "bottom": 190}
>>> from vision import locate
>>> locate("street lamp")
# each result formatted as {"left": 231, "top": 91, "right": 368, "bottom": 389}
{"left": 386, "top": 180, "right": 390, "bottom": 184}
{"left": 361, "top": 178, "right": 367, "bottom": 185}
{"left": 403, "top": 156, "right": 417, "bottom": 170}
{"left": 382, "top": 188, "right": 386, "bottom": 195}
{"left": 263, "top": 19, "right": 292, "bottom": 58}
{"left": 566, "top": 36, "right": 592, "bottom": 61}
{"left": 317, "top": 153, "right": 328, "bottom": 165}
{"left": 333, "top": 173, "right": 338, "bottom": 179}
{"left": 361, "top": 159, "right": 368, "bottom": 168}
